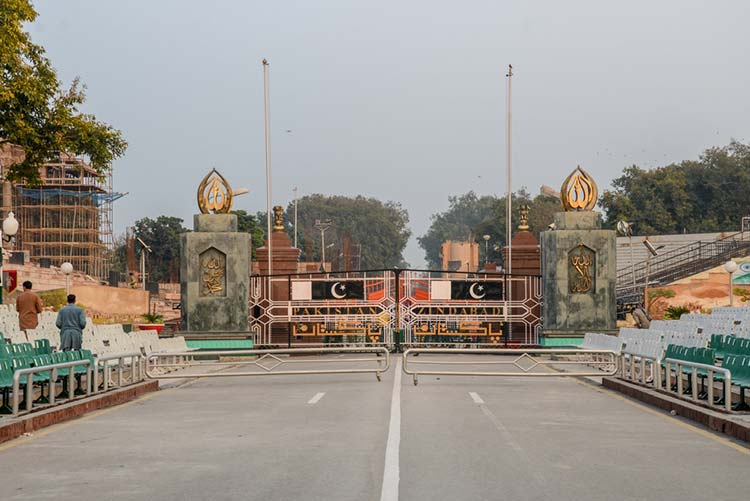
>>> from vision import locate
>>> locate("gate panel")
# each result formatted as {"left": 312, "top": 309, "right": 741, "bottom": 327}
{"left": 400, "top": 271, "right": 541, "bottom": 346}
{"left": 249, "top": 269, "right": 542, "bottom": 348}
{"left": 249, "top": 270, "right": 396, "bottom": 347}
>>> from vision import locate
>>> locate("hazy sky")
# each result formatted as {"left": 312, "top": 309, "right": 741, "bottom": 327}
{"left": 28, "top": 0, "right": 750, "bottom": 266}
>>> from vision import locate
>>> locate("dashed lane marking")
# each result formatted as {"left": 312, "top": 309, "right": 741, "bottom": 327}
{"left": 307, "top": 392, "right": 326, "bottom": 405}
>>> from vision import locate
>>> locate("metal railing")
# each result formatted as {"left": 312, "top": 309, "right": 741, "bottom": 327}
{"left": 94, "top": 352, "right": 145, "bottom": 391}
{"left": 402, "top": 348, "right": 619, "bottom": 385}
{"left": 620, "top": 352, "right": 662, "bottom": 389}
{"left": 146, "top": 347, "right": 390, "bottom": 381}
{"left": 12, "top": 360, "right": 92, "bottom": 416}
{"left": 663, "top": 358, "right": 732, "bottom": 412}
{"left": 616, "top": 232, "right": 750, "bottom": 311}
{"left": 11, "top": 353, "right": 149, "bottom": 417}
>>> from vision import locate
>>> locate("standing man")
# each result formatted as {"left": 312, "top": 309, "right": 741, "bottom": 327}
{"left": 632, "top": 303, "right": 651, "bottom": 330}
{"left": 56, "top": 294, "right": 86, "bottom": 351}
{"left": 16, "top": 281, "right": 43, "bottom": 333}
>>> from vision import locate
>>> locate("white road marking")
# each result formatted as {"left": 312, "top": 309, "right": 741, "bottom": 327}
{"left": 307, "top": 392, "right": 326, "bottom": 405}
{"left": 380, "top": 357, "right": 402, "bottom": 501}
{"left": 473, "top": 394, "right": 545, "bottom": 483}
{"left": 468, "top": 392, "right": 484, "bottom": 404}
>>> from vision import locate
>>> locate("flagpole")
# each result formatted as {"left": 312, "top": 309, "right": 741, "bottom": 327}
{"left": 506, "top": 64, "right": 513, "bottom": 275}
{"left": 263, "top": 58, "right": 273, "bottom": 276}
{"left": 505, "top": 64, "right": 513, "bottom": 344}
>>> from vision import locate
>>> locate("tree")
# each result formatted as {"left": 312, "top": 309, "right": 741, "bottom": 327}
{"left": 264, "top": 195, "right": 411, "bottom": 269}
{"left": 418, "top": 190, "right": 560, "bottom": 268}
{"left": 132, "top": 216, "right": 188, "bottom": 283}
{"left": 232, "top": 210, "right": 264, "bottom": 258}
{"left": 599, "top": 141, "right": 750, "bottom": 234}
{"left": 0, "top": 1, "right": 127, "bottom": 183}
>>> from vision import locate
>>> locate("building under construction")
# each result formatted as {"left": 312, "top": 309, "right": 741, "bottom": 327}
{"left": 0, "top": 150, "right": 124, "bottom": 280}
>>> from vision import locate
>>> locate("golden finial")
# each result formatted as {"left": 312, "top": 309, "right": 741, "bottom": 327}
{"left": 197, "top": 168, "right": 234, "bottom": 214}
{"left": 272, "top": 205, "right": 285, "bottom": 232}
{"left": 560, "top": 165, "right": 598, "bottom": 211}
{"left": 518, "top": 204, "right": 530, "bottom": 231}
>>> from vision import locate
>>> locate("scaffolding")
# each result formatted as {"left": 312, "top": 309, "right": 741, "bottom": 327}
{"left": 9, "top": 153, "right": 124, "bottom": 280}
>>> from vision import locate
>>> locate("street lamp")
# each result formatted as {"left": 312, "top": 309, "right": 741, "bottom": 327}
{"left": 61, "top": 261, "right": 73, "bottom": 295}
{"left": 0, "top": 212, "right": 19, "bottom": 305}
{"left": 724, "top": 260, "right": 738, "bottom": 306}
{"left": 617, "top": 221, "right": 635, "bottom": 290}
{"left": 642, "top": 238, "right": 664, "bottom": 313}
{"left": 314, "top": 219, "right": 333, "bottom": 270}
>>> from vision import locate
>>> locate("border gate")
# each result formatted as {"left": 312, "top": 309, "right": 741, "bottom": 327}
{"left": 248, "top": 269, "right": 541, "bottom": 348}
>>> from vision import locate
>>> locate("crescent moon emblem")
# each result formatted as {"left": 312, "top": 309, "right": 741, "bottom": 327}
{"left": 330, "top": 282, "right": 346, "bottom": 299}
{"left": 469, "top": 283, "right": 485, "bottom": 300}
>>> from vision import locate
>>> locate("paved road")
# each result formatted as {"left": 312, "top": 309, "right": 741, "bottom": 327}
{"left": 0, "top": 354, "right": 748, "bottom": 500}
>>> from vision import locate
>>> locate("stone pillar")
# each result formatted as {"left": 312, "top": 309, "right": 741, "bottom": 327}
{"left": 180, "top": 214, "right": 251, "bottom": 332}
{"left": 503, "top": 231, "right": 541, "bottom": 276}
{"left": 501, "top": 227, "right": 541, "bottom": 344}
{"left": 255, "top": 206, "right": 301, "bottom": 344}
{"left": 539, "top": 211, "right": 617, "bottom": 345}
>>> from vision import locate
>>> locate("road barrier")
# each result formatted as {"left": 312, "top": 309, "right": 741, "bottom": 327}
{"left": 146, "top": 347, "right": 390, "bottom": 381}
{"left": 664, "top": 358, "right": 732, "bottom": 412}
{"left": 402, "top": 348, "right": 618, "bottom": 385}
{"left": 12, "top": 360, "right": 92, "bottom": 416}
{"left": 94, "top": 352, "right": 145, "bottom": 391}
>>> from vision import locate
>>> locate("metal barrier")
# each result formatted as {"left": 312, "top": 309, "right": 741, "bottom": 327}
{"left": 94, "top": 352, "right": 145, "bottom": 391}
{"left": 402, "top": 348, "right": 619, "bottom": 385}
{"left": 620, "top": 353, "right": 661, "bottom": 389}
{"left": 664, "top": 358, "right": 732, "bottom": 412}
{"left": 146, "top": 347, "right": 390, "bottom": 381}
{"left": 12, "top": 360, "right": 92, "bottom": 416}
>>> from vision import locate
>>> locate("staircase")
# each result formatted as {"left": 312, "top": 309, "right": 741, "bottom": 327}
{"left": 616, "top": 231, "right": 750, "bottom": 313}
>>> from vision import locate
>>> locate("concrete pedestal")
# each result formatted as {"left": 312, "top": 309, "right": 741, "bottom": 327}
{"left": 256, "top": 231, "right": 301, "bottom": 344}
{"left": 540, "top": 211, "right": 617, "bottom": 345}
{"left": 180, "top": 214, "right": 250, "bottom": 332}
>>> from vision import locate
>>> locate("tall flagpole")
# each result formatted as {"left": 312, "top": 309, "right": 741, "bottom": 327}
{"left": 505, "top": 64, "right": 513, "bottom": 343}
{"left": 506, "top": 64, "right": 513, "bottom": 274}
{"left": 262, "top": 58, "right": 273, "bottom": 276}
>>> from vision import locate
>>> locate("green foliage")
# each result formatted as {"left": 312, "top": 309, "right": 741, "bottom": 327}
{"left": 262, "top": 195, "right": 411, "bottom": 269}
{"left": 38, "top": 289, "right": 67, "bottom": 312}
{"left": 647, "top": 288, "right": 676, "bottom": 311}
{"left": 418, "top": 189, "right": 560, "bottom": 268}
{"left": 141, "top": 312, "right": 164, "bottom": 323}
{"left": 734, "top": 288, "right": 750, "bottom": 303}
{"left": 0, "top": 1, "right": 127, "bottom": 183}
{"left": 664, "top": 305, "right": 690, "bottom": 320}
{"left": 132, "top": 216, "right": 189, "bottom": 283}
{"left": 232, "top": 210, "right": 264, "bottom": 258}
{"left": 599, "top": 141, "right": 750, "bottom": 234}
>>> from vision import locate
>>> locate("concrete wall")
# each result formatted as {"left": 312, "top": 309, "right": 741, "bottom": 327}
{"left": 69, "top": 285, "right": 149, "bottom": 316}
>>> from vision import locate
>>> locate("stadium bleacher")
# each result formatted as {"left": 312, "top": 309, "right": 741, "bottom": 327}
{"left": 584, "top": 306, "right": 750, "bottom": 411}
{"left": 0, "top": 304, "right": 194, "bottom": 417}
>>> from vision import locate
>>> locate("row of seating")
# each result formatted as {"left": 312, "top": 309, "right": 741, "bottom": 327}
{"left": 662, "top": 344, "right": 750, "bottom": 410}
{"left": 580, "top": 333, "right": 624, "bottom": 354}
{"left": 0, "top": 343, "right": 96, "bottom": 413}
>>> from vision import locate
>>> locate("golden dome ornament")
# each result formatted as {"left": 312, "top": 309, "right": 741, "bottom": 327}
{"left": 197, "top": 168, "right": 234, "bottom": 214}
{"left": 560, "top": 166, "right": 598, "bottom": 211}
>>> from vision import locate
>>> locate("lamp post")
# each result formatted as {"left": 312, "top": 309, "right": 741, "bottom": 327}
{"left": 724, "top": 260, "right": 738, "bottom": 306}
{"left": 0, "top": 212, "right": 19, "bottom": 305}
{"left": 617, "top": 221, "right": 635, "bottom": 290}
{"left": 314, "top": 219, "right": 332, "bottom": 270}
{"left": 61, "top": 261, "right": 73, "bottom": 295}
